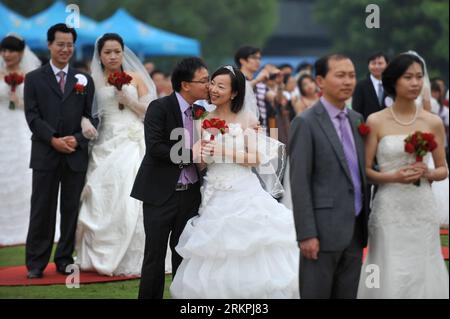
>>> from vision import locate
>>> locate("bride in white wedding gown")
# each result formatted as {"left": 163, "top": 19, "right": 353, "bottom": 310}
{"left": 170, "top": 66, "right": 299, "bottom": 299}
{"left": 357, "top": 53, "right": 448, "bottom": 299}
{"left": 75, "top": 34, "right": 157, "bottom": 276}
{"left": 0, "top": 34, "right": 41, "bottom": 245}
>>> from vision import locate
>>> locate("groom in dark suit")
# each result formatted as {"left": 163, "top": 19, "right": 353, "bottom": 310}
{"left": 131, "top": 57, "right": 209, "bottom": 299}
{"left": 24, "top": 24, "right": 95, "bottom": 279}
{"left": 288, "top": 54, "right": 369, "bottom": 299}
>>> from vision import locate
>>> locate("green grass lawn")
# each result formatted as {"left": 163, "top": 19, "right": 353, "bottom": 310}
{"left": 0, "top": 245, "right": 172, "bottom": 299}
{"left": 1, "top": 235, "right": 448, "bottom": 299}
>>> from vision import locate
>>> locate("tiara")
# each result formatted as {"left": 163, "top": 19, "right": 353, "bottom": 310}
{"left": 224, "top": 65, "right": 236, "bottom": 75}
{"left": 6, "top": 32, "right": 24, "bottom": 42}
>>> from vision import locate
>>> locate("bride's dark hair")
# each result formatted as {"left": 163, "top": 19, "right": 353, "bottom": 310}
{"left": 97, "top": 33, "right": 124, "bottom": 55}
{"left": 97, "top": 33, "right": 125, "bottom": 71}
{"left": 382, "top": 54, "right": 424, "bottom": 98}
{"left": 211, "top": 66, "right": 246, "bottom": 113}
{"left": 0, "top": 35, "right": 25, "bottom": 52}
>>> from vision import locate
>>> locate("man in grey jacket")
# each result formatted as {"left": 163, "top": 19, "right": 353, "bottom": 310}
{"left": 288, "top": 54, "right": 369, "bottom": 299}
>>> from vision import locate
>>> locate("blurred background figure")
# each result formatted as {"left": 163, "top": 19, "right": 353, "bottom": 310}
{"left": 144, "top": 61, "right": 155, "bottom": 75}
{"left": 352, "top": 52, "right": 389, "bottom": 120}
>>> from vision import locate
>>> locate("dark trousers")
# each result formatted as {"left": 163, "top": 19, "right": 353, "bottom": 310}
{"left": 26, "top": 159, "right": 86, "bottom": 272}
{"left": 299, "top": 215, "right": 365, "bottom": 299}
{"left": 138, "top": 183, "right": 201, "bottom": 299}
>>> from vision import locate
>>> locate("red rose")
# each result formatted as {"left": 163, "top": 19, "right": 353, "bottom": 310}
{"left": 202, "top": 119, "right": 212, "bottom": 129}
{"left": 74, "top": 83, "right": 86, "bottom": 94}
{"left": 195, "top": 108, "right": 204, "bottom": 118}
{"left": 404, "top": 142, "right": 415, "bottom": 154}
{"left": 358, "top": 122, "right": 371, "bottom": 136}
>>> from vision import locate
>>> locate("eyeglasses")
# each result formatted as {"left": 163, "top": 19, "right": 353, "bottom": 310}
{"left": 55, "top": 42, "right": 74, "bottom": 49}
{"left": 188, "top": 79, "right": 210, "bottom": 85}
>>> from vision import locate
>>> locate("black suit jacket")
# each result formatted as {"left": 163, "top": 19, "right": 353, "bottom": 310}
{"left": 352, "top": 75, "right": 386, "bottom": 120}
{"left": 24, "top": 63, "right": 95, "bottom": 172}
{"left": 131, "top": 93, "right": 198, "bottom": 206}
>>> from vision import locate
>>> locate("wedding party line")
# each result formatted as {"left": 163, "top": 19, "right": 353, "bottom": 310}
{"left": 0, "top": 21, "right": 449, "bottom": 299}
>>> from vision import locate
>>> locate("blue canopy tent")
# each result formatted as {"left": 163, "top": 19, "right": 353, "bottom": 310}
{"left": 0, "top": 2, "right": 35, "bottom": 39}
{"left": 25, "top": 1, "right": 99, "bottom": 50}
{"left": 98, "top": 9, "right": 201, "bottom": 57}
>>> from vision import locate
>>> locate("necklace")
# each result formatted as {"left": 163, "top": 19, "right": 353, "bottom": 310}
{"left": 389, "top": 104, "right": 419, "bottom": 126}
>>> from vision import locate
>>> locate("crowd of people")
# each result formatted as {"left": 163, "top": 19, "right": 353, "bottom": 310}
{"left": 0, "top": 22, "right": 449, "bottom": 299}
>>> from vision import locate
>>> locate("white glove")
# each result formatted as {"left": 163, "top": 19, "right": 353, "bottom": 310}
{"left": 116, "top": 90, "right": 152, "bottom": 119}
{"left": 81, "top": 117, "right": 98, "bottom": 140}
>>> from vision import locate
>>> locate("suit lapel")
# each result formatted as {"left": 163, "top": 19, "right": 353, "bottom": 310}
{"left": 43, "top": 64, "right": 63, "bottom": 98}
{"left": 315, "top": 102, "right": 353, "bottom": 183}
{"left": 367, "top": 77, "right": 379, "bottom": 105}
{"left": 170, "top": 92, "right": 184, "bottom": 128}
{"left": 62, "top": 67, "right": 77, "bottom": 102}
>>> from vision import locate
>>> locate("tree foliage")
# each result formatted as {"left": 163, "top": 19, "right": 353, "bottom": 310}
{"left": 313, "top": 0, "right": 449, "bottom": 79}
{"left": 3, "top": 0, "right": 278, "bottom": 69}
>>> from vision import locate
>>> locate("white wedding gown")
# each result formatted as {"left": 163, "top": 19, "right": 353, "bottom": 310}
{"left": 170, "top": 123, "right": 300, "bottom": 299}
{"left": 75, "top": 85, "right": 172, "bottom": 276}
{"left": 358, "top": 135, "right": 449, "bottom": 299}
{"left": 0, "top": 80, "right": 31, "bottom": 245}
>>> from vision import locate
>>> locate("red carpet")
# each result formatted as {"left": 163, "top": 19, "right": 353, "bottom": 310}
{"left": 0, "top": 263, "right": 139, "bottom": 286}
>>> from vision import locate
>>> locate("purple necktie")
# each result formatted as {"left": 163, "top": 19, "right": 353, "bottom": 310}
{"left": 57, "top": 70, "right": 65, "bottom": 93}
{"left": 179, "top": 106, "right": 198, "bottom": 185}
{"left": 337, "top": 112, "right": 362, "bottom": 216}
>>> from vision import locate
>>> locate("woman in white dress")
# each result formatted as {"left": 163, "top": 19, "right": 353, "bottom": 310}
{"left": 0, "top": 34, "right": 41, "bottom": 245}
{"left": 170, "top": 66, "right": 299, "bottom": 299}
{"left": 75, "top": 33, "right": 157, "bottom": 276}
{"left": 358, "top": 53, "right": 449, "bottom": 299}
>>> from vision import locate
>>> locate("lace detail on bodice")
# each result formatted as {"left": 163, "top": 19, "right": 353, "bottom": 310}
{"left": 369, "top": 135, "right": 439, "bottom": 228}
{"left": 97, "top": 85, "right": 139, "bottom": 119}
{"left": 202, "top": 123, "right": 254, "bottom": 205}
{"left": 376, "top": 134, "right": 431, "bottom": 172}
{"left": 96, "top": 85, "right": 144, "bottom": 143}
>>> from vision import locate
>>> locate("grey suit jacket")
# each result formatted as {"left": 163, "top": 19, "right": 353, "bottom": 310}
{"left": 288, "top": 101, "right": 369, "bottom": 252}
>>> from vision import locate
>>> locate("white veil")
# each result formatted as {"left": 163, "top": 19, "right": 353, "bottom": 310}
{"left": 224, "top": 65, "right": 286, "bottom": 198}
{"left": 0, "top": 33, "right": 41, "bottom": 74}
{"left": 90, "top": 35, "right": 157, "bottom": 118}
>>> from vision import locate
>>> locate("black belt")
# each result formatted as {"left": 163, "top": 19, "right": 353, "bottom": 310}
{"left": 175, "top": 183, "right": 195, "bottom": 191}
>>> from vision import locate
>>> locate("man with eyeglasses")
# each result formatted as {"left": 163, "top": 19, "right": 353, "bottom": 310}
{"left": 132, "top": 57, "right": 210, "bottom": 299}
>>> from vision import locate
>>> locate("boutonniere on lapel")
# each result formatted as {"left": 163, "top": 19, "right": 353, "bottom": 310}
{"left": 192, "top": 104, "right": 209, "bottom": 120}
{"left": 74, "top": 74, "right": 88, "bottom": 95}
{"left": 357, "top": 120, "right": 371, "bottom": 137}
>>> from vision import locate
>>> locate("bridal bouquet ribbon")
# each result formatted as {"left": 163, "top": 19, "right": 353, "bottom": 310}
{"left": 4, "top": 72, "right": 24, "bottom": 110}
{"left": 202, "top": 118, "right": 228, "bottom": 141}
{"left": 404, "top": 131, "right": 438, "bottom": 186}
{"left": 108, "top": 71, "right": 133, "bottom": 110}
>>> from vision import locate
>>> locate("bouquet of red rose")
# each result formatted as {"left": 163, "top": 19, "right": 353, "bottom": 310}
{"left": 202, "top": 118, "right": 228, "bottom": 141}
{"left": 4, "top": 72, "right": 25, "bottom": 110}
{"left": 108, "top": 71, "right": 133, "bottom": 110}
{"left": 404, "top": 131, "right": 438, "bottom": 186}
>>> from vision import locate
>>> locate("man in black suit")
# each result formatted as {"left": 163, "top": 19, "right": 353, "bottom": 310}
{"left": 131, "top": 57, "right": 210, "bottom": 299}
{"left": 24, "top": 24, "right": 95, "bottom": 279}
{"left": 352, "top": 52, "right": 389, "bottom": 120}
